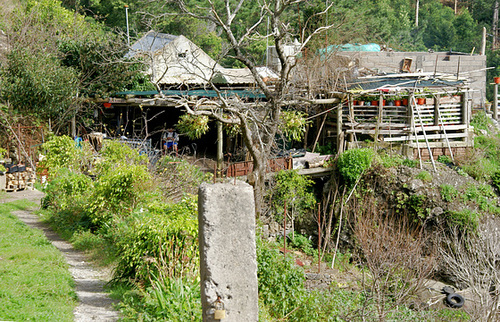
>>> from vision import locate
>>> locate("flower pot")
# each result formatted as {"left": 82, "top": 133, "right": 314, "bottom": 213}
{"left": 417, "top": 98, "right": 426, "bottom": 105}
{"left": 402, "top": 98, "right": 408, "bottom": 106}
{"left": 387, "top": 101, "right": 394, "bottom": 106}
{"left": 358, "top": 100, "right": 365, "bottom": 106}
{"left": 352, "top": 100, "right": 358, "bottom": 106}
{"left": 371, "top": 100, "right": 379, "bottom": 106}
{"left": 495, "top": 77, "right": 500, "bottom": 84}
{"left": 394, "top": 100, "right": 402, "bottom": 106}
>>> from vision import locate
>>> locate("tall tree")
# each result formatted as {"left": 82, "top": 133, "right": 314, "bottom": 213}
{"left": 0, "top": 0, "right": 149, "bottom": 132}
{"left": 150, "top": 0, "right": 336, "bottom": 215}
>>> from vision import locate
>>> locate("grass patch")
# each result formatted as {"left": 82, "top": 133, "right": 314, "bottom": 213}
{"left": 0, "top": 200, "right": 76, "bottom": 321}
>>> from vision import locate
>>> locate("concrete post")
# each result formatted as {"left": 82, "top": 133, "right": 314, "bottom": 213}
{"left": 198, "top": 181, "right": 258, "bottom": 322}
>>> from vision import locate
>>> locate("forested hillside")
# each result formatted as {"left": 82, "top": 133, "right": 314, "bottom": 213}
{"left": 60, "top": 0, "right": 492, "bottom": 56}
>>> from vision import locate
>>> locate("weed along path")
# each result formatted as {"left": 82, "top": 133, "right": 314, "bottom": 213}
{"left": 1, "top": 189, "right": 119, "bottom": 321}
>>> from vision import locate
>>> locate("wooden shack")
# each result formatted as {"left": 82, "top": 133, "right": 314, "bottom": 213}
{"left": 325, "top": 74, "right": 474, "bottom": 161}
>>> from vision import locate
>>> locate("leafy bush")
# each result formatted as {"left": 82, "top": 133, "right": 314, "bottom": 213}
{"left": 492, "top": 171, "right": 500, "bottom": 192}
{"left": 379, "top": 153, "right": 417, "bottom": 169}
{"left": 280, "top": 110, "right": 308, "bottom": 142}
{"left": 289, "top": 233, "right": 314, "bottom": 256}
{"left": 416, "top": 170, "right": 432, "bottom": 182}
{"left": 41, "top": 169, "right": 95, "bottom": 234}
{"left": 270, "top": 170, "right": 316, "bottom": 224}
{"left": 440, "top": 184, "right": 459, "bottom": 202}
{"left": 437, "top": 155, "right": 453, "bottom": 164}
{"left": 40, "top": 135, "right": 91, "bottom": 176}
{"left": 88, "top": 163, "right": 153, "bottom": 226}
{"left": 112, "top": 196, "right": 199, "bottom": 283}
{"left": 95, "top": 140, "right": 148, "bottom": 175}
{"left": 338, "top": 148, "right": 377, "bottom": 185}
{"left": 447, "top": 209, "right": 480, "bottom": 232}
{"left": 257, "top": 239, "right": 305, "bottom": 318}
{"left": 471, "top": 111, "right": 491, "bottom": 132}
{"left": 380, "top": 154, "right": 404, "bottom": 168}
{"left": 176, "top": 114, "right": 209, "bottom": 139}
{"left": 402, "top": 158, "right": 418, "bottom": 168}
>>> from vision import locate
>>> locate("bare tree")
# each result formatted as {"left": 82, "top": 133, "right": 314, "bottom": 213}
{"left": 141, "top": 0, "right": 338, "bottom": 215}
{"left": 439, "top": 225, "right": 500, "bottom": 321}
{"left": 353, "top": 195, "right": 436, "bottom": 321}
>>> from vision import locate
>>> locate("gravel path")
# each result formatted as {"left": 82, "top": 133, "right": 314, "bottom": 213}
{"left": 1, "top": 189, "right": 120, "bottom": 321}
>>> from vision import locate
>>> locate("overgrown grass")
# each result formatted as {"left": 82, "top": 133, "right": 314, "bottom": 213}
{"left": 0, "top": 200, "right": 76, "bottom": 321}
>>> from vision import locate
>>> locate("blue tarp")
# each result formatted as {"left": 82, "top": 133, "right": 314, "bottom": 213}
{"left": 318, "top": 43, "right": 381, "bottom": 57}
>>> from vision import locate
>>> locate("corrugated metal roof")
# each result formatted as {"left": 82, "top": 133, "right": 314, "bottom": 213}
{"left": 348, "top": 74, "right": 465, "bottom": 92}
{"left": 126, "top": 31, "right": 178, "bottom": 58}
{"left": 114, "top": 89, "right": 266, "bottom": 99}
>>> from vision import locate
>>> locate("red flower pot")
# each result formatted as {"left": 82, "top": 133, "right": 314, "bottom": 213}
{"left": 394, "top": 100, "right": 402, "bottom": 106}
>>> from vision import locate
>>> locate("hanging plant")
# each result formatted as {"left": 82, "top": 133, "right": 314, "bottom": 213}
{"left": 280, "top": 110, "right": 308, "bottom": 142}
{"left": 176, "top": 114, "right": 209, "bottom": 139}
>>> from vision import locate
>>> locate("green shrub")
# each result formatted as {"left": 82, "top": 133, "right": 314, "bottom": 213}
{"left": 270, "top": 170, "right": 316, "bottom": 224}
{"left": 338, "top": 148, "right": 377, "bottom": 185}
{"left": 471, "top": 111, "right": 491, "bottom": 132}
{"left": 416, "top": 170, "right": 432, "bottom": 182}
{"left": 257, "top": 239, "right": 305, "bottom": 318}
{"left": 379, "top": 153, "right": 418, "bottom": 169}
{"left": 40, "top": 135, "right": 92, "bottom": 176}
{"left": 176, "top": 114, "right": 209, "bottom": 139}
{"left": 289, "top": 233, "right": 314, "bottom": 256}
{"left": 280, "top": 110, "right": 308, "bottom": 142}
{"left": 402, "top": 158, "right": 418, "bottom": 168}
{"left": 88, "top": 163, "right": 153, "bottom": 226}
{"left": 95, "top": 140, "right": 148, "bottom": 175}
{"left": 492, "top": 171, "right": 500, "bottom": 191}
{"left": 113, "top": 196, "right": 199, "bottom": 283}
{"left": 437, "top": 155, "right": 452, "bottom": 164}
{"left": 461, "top": 157, "right": 497, "bottom": 181}
{"left": 447, "top": 209, "right": 480, "bottom": 232}
{"left": 316, "top": 142, "right": 335, "bottom": 155}
{"left": 440, "top": 184, "right": 459, "bottom": 202}
{"left": 41, "top": 169, "right": 95, "bottom": 234}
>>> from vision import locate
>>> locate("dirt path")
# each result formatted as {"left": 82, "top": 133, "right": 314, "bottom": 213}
{"left": 1, "top": 189, "right": 120, "bottom": 321}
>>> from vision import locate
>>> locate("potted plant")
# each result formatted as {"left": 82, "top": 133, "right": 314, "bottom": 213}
{"left": 393, "top": 94, "right": 402, "bottom": 106}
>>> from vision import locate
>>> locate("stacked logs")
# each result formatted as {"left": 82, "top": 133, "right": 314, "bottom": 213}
{"left": 4, "top": 167, "right": 36, "bottom": 191}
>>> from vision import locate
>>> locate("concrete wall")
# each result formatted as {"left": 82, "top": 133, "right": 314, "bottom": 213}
{"left": 198, "top": 181, "right": 258, "bottom": 322}
{"left": 341, "top": 51, "right": 487, "bottom": 106}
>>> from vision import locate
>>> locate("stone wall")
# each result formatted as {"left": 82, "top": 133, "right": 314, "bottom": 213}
{"left": 341, "top": 51, "right": 487, "bottom": 106}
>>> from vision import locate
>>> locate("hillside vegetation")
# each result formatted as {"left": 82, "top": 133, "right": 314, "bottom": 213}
{"left": 32, "top": 110, "right": 500, "bottom": 320}
{"left": 2, "top": 0, "right": 500, "bottom": 320}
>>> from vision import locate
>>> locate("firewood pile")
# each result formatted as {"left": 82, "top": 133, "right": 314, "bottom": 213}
{"left": 4, "top": 166, "right": 36, "bottom": 191}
